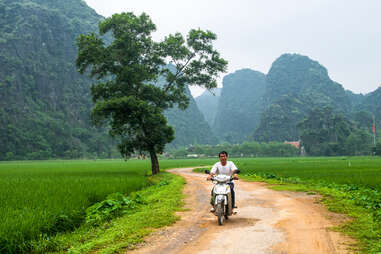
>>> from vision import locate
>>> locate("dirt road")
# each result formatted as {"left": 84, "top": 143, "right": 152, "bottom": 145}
{"left": 129, "top": 168, "right": 352, "bottom": 254}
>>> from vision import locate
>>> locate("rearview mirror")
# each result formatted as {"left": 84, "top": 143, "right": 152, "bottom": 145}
{"left": 205, "top": 170, "right": 210, "bottom": 174}
{"left": 235, "top": 169, "right": 241, "bottom": 174}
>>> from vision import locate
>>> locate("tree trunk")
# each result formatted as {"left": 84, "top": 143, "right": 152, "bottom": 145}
{"left": 149, "top": 150, "right": 160, "bottom": 175}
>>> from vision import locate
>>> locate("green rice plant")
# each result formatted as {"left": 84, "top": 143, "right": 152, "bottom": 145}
{"left": 0, "top": 158, "right": 215, "bottom": 253}
{"left": 0, "top": 160, "right": 151, "bottom": 253}
{"left": 30, "top": 172, "right": 186, "bottom": 253}
{"left": 232, "top": 156, "right": 381, "bottom": 190}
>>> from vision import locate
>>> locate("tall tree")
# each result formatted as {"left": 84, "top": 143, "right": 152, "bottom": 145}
{"left": 76, "top": 12, "right": 227, "bottom": 174}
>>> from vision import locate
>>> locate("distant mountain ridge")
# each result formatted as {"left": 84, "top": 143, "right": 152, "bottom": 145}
{"left": 253, "top": 53, "right": 352, "bottom": 142}
{"left": 195, "top": 54, "right": 380, "bottom": 145}
{"left": 356, "top": 87, "right": 381, "bottom": 123}
{"left": 213, "top": 69, "right": 267, "bottom": 143}
{"left": 195, "top": 88, "right": 221, "bottom": 127}
{"left": 0, "top": 0, "right": 379, "bottom": 158}
{"left": 165, "top": 86, "right": 218, "bottom": 147}
{"left": 0, "top": 0, "right": 218, "bottom": 160}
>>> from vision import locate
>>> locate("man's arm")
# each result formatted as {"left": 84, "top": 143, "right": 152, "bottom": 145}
{"left": 207, "top": 163, "right": 218, "bottom": 180}
{"left": 230, "top": 161, "right": 239, "bottom": 179}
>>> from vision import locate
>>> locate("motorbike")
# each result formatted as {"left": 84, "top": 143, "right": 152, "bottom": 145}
{"left": 205, "top": 170, "right": 240, "bottom": 225}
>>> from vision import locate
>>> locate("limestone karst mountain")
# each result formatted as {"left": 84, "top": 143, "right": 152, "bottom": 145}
{"left": 252, "top": 54, "right": 352, "bottom": 142}
{"left": 195, "top": 88, "right": 221, "bottom": 127}
{"left": 0, "top": 0, "right": 218, "bottom": 160}
{"left": 213, "top": 69, "right": 266, "bottom": 143}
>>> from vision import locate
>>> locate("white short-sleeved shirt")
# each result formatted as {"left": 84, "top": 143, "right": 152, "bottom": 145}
{"left": 211, "top": 161, "right": 238, "bottom": 176}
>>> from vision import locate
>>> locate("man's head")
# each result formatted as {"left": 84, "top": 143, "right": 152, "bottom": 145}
{"left": 219, "top": 151, "right": 228, "bottom": 165}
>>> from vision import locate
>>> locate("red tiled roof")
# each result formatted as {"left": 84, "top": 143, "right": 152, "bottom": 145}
{"left": 284, "top": 141, "right": 300, "bottom": 149}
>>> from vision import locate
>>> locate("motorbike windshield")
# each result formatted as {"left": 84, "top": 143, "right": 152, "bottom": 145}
{"left": 214, "top": 175, "right": 231, "bottom": 182}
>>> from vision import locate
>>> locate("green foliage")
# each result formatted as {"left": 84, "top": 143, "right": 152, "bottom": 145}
{"left": 253, "top": 54, "right": 351, "bottom": 142}
{"left": 165, "top": 85, "right": 218, "bottom": 147}
{"left": 374, "top": 142, "right": 381, "bottom": 156}
{"left": 76, "top": 12, "right": 227, "bottom": 174}
{"left": 168, "top": 141, "right": 299, "bottom": 158}
{"left": 213, "top": 69, "right": 266, "bottom": 143}
{"left": 298, "top": 107, "right": 373, "bottom": 156}
{"left": 356, "top": 87, "right": 381, "bottom": 124}
{"left": 252, "top": 94, "right": 306, "bottom": 142}
{"left": 0, "top": 158, "right": 215, "bottom": 253}
{"left": 0, "top": 0, "right": 117, "bottom": 161}
{"left": 235, "top": 157, "right": 381, "bottom": 190}
{"left": 0, "top": 160, "right": 151, "bottom": 253}
{"left": 86, "top": 192, "right": 146, "bottom": 225}
{"left": 32, "top": 172, "right": 186, "bottom": 253}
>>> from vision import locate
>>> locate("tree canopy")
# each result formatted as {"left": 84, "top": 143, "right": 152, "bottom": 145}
{"left": 76, "top": 12, "right": 227, "bottom": 174}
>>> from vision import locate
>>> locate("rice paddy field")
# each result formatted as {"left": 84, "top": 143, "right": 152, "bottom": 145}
{"left": 1, "top": 157, "right": 381, "bottom": 253}
{"left": 232, "top": 156, "right": 381, "bottom": 190}
{"left": 0, "top": 159, "right": 214, "bottom": 253}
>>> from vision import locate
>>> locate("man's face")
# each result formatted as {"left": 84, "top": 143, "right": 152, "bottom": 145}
{"left": 219, "top": 153, "right": 227, "bottom": 164}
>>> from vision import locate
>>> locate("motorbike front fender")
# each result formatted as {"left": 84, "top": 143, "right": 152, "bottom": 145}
{"left": 215, "top": 194, "right": 227, "bottom": 205}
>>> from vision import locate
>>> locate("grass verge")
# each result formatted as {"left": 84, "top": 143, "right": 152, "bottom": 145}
{"left": 31, "top": 172, "right": 185, "bottom": 253}
{"left": 239, "top": 174, "right": 381, "bottom": 254}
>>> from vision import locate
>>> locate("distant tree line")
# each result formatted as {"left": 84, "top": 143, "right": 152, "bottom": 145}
{"left": 167, "top": 106, "right": 380, "bottom": 159}
{"left": 168, "top": 141, "right": 299, "bottom": 158}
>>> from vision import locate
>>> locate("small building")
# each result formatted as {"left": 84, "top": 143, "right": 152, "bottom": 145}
{"left": 284, "top": 141, "right": 300, "bottom": 149}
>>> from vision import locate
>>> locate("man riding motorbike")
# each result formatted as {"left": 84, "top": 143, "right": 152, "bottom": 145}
{"left": 207, "top": 151, "right": 238, "bottom": 212}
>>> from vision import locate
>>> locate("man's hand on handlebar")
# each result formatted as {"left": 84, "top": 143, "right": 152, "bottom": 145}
{"left": 233, "top": 174, "right": 239, "bottom": 180}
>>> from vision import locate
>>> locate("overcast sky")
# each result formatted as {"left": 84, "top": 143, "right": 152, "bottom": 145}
{"left": 84, "top": 0, "right": 381, "bottom": 97}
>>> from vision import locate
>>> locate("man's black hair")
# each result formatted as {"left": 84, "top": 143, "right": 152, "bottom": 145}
{"left": 219, "top": 151, "right": 228, "bottom": 157}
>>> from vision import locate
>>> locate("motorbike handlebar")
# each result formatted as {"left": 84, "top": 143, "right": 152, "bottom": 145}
{"left": 207, "top": 176, "right": 239, "bottom": 181}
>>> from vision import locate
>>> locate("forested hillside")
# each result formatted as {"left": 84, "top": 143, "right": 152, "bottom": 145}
{"left": 355, "top": 87, "right": 381, "bottom": 123}
{"left": 213, "top": 69, "right": 266, "bottom": 143}
{"left": 0, "top": 0, "right": 119, "bottom": 160}
{"left": 165, "top": 86, "right": 218, "bottom": 147}
{"left": 252, "top": 54, "right": 352, "bottom": 142}
{"left": 0, "top": 0, "right": 217, "bottom": 160}
{"left": 1, "top": 0, "right": 379, "bottom": 159}
{"left": 195, "top": 88, "right": 221, "bottom": 127}
{"left": 355, "top": 87, "right": 381, "bottom": 145}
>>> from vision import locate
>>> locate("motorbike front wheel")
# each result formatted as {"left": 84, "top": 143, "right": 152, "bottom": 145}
{"left": 216, "top": 203, "right": 224, "bottom": 225}
{"left": 224, "top": 204, "right": 229, "bottom": 220}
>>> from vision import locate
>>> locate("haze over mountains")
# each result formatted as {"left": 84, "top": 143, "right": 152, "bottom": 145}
{"left": 213, "top": 69, "right": 266, "bottom": 143}
{"left": 197, "top": 53, "right": 381, "bottom": 144}
{"left": 1, "top": 0, "right": 380, "bottom": 160}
